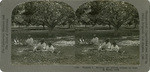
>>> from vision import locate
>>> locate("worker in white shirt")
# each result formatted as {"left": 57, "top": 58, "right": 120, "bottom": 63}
{"left": 111, "top": 42, "right": 125, "bottom": 54}
{"left": 33, "top": 39, "right": 46, "bottom": 51}
{"left": 110, "top": 42, "right": 120, "bottom": 52}
{"left": 26, "top": 35, "right": 34, "bottom": 46}
{"left": 44, "top": 42, "right": 55, "bottom": 53}
{"left": 98, "top": 39, "right": 111, "bottom": 51}
{"left": 91, "top": 34, "right": 99, "bottom": 46}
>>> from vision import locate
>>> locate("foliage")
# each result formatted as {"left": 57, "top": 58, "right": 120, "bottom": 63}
{"left": 29, "top": 1, "right": 75, "bottom": 31}
{"left": 12, "top": 1, "right": 139, "bottom": 32}
{"left": 12, "top": 1, "right": 75, "bottom": 30}
{"left": 12, "top": 4, "right": 25, "bottom": 26}
{"left": 76, "top": 1, "right": 139, "bottom": 30}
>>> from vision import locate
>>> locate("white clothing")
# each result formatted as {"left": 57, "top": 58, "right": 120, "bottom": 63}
{"left": 79, "top": 38, "right": 85, "bottom": 44}
{"left": 99, "top": 42, "right": 111, "bottom": 50}
{"left": 33, "top": 42, "right": 47, "bottom": 51}
{"left": 110, "top": 45, "right": 120, "bottom": 52}
{"left": 26, "top": 38, "right": 34, "bottom": 46}
{"left": 91, "top": 37, "right": 99, "bottom": 45}
{"left": 14, "top": 39, "right": 20, "bottom": 45}
{"left": 79, "top": 39, "right": 85, "bottom": 42}
{"left": 14, "top": 39, "right": 23, "bottom": 45}
{"left": 44, "top": 45, "right": 55, "bottom": 53}
{"left": 98, "top": 45, "right": 102, "bottom": 51}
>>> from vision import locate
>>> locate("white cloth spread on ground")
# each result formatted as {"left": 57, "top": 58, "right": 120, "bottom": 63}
{"left": 110, "top": 45, "right": 120, "bottom": 52}
{"left": 26, "top": 38, "right": 34, "bottom": 46}
{"left": 91, "top": 37, "right": 99, "bottom": 45}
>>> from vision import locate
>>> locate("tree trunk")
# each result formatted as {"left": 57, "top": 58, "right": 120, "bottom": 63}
{"left": 25, "top": 25, "right": 29, "bottom": 28}
{"left": 114, "top": 28, "right": 119, "bottom": 36}
{"left": 68, "top": 24, "right": 71, "bottom": 29}
{"left": 19, "top": 25, "right": 21, "bottom": 28}
{"left": 47, "top": 26, "right": 54, "bottom": 36}
{"left": 85, "top": 24, "right": 87, "bottom": 28}
{"left": 108, "top": 24, "right": 111, "bottom": 29}
{"left": 133, "top": 24, "right": 137, "bottom": 29}
{"left": 42, "top": 24, "right": 45, "bottom": 30}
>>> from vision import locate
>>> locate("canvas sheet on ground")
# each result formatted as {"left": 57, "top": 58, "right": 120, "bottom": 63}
{"left": 0, "top": 0, "right": 150, "bottom": 72}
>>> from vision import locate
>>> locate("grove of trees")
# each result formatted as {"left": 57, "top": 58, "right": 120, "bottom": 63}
{"left": 76, "top": 1, "right": 139, "bottom": 30}
{"left": 12, "top": 1, "right": 139, "bottom": 34}
{"left": 12, "top": 1, "right": 75, "bottom": 32}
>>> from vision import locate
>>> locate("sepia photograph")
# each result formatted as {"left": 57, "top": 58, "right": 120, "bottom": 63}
{"left": 11, "top": 0, "right": 140, "bottom": 65}
{"left": 75, "top": 1, "right": 140, "bottom": 65}
{"left": 11, "top": 1, "right": 76, "bottom": 65}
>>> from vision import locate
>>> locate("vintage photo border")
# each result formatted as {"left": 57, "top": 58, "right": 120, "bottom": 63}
{"left": 0, "top": 0, "right": 150, "bottom": 72}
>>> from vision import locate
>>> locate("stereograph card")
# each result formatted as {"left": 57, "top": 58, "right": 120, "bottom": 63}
{"left": 0, "top": 0, "right": 150, "bottom": 72}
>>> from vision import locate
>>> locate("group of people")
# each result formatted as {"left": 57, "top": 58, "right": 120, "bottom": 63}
{"left": 79, "top": 34, "right": 121, "bottom": 52}
{"left": 13, "top": 35, "right": 56, "bottom": 53}
{"left": 14, "top": 34, "right": 123, "bottom": 53}
{"left": 32, "top": 39, "right": 55, "bottom": 53}
{"left": 98, "top": 39, "right": 120, "bottom": 52}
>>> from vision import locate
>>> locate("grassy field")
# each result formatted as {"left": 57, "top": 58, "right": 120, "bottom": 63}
{"left": 11, "top": 45, "right": 76, "bottom": 65}
{"left": 12, "top": 45, "right": 139, "bottom": 65}
{"left": 75, "top": 40, "right": 139, "bottom": 65}
{"left": 11, "top": 26, "right": 140, "bottom": 65}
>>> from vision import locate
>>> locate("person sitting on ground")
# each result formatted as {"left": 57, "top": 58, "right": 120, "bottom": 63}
{"left": 110, "top": 42, "right": 120, "bottom": 52}
{"left": 33, "top": 39, "right": 46, "bottom": 51}
{"left": 43, "top": 42, "right": 55, "bottom": 53}
{"left": 90, "top": 34, "right": 99, "bottom": 45}
{"left": 98, "top": 39, "right": 111, "bottom": 51}
{"left": 111, "top": 41, "right": 125, "bottom": 54}
{"left": 26, "top": 35, "right": 34, "bottom": 46}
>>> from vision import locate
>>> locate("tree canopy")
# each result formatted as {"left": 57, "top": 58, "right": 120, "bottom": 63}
{"left": 12, "top": 1, "right": 75, "bottom": 30}
{"left": 12, "top": 1, "right": 139, "bottom": 32}
{"left": 76, "top": 1, "right": 139, "bottom": 30}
